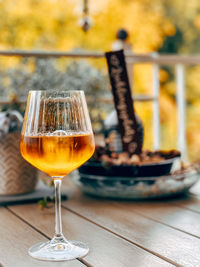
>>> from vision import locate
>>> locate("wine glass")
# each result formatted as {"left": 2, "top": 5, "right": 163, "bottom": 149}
{"left": 20, "top": 90, "right": 95, "bottom": 261}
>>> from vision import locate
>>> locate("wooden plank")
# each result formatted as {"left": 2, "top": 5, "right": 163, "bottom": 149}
{"left": 171, "top": 196, "right": 200, "bottom": 213}
{"left": 113, "top": 201, "right": 200, "bottom": 238}
{"left": 111, "top": 182, "right": 200, "bottom": 238}
{"left": 0, "top": 50, "right": 104, "bottom": 58}
{"left": 0, "top": 207, "right": 84, "bottom": 267}
{"left": 1, "top": 50, "right": 200, "bottom": 65}
{"left": 59, "top": 181, "right": 200, "bottom": 266}
{"left": 167, "top": 194, "right": 200, "bottom": 214}
{"left": 153, "top": 181, "right": 200, "bottom": 214}
{"left": 9, "top": 204, "right": 173, "bottom": 267}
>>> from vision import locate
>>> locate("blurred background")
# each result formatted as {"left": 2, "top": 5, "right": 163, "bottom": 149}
{"left": 0, "top": 0, "right": 200, "bottom": 161}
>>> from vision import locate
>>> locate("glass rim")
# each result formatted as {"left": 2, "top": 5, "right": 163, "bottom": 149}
{"left": 28, "top": 90, "right": 85, "bottom": 94}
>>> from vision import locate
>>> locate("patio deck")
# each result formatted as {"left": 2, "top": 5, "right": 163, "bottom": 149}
{"left": 1, "top": 178, "right": 200, "bottom": 266}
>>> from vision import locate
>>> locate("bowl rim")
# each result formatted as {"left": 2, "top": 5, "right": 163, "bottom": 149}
{"left": 78, "top": 168, "right": 198, "bottom": 181}
{"left": 81, "top": 156, "right": 180, "bottom": 168}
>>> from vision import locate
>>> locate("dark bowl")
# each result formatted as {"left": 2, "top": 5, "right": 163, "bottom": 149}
{"left": 79, "top": 157, "right": 180, "bottom": 178}
{"left": 72, "top": 169, "right": 199, "bottom": 199}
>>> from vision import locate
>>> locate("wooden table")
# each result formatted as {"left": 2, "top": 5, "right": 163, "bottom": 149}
{"left": 1, "top": 178, "right": 200, "bottom": 267}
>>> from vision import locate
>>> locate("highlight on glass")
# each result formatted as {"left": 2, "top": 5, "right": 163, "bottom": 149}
{"left": 20, "top": 90, "right": 95, "bottom": 261}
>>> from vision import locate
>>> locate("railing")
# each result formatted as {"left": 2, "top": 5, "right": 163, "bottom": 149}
{"left": 0, "top": 50, "right": 198, "bottom": 159}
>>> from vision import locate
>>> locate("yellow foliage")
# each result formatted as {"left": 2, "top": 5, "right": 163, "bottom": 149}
{"left": 0, "top": 0, "right": 77, "bottom": 50}
{"left": 0, "top": 0, "right": 176, "bottom": 53}
{"left": 1, "top": 0, "right": 200, "bottom": 160}
{"left": 186, "top": 66, "right": 200, "bottom": 101}
{"left": 159, "top": 93, "right": 177, "bottom": 150}
{"left": 133, "top": 64, "right": 153, "bottom": 94}
{"left": 186, "top": 101, "right": 200, "bottom": 160}
{"left": 135, "top": 102, "right": 153, "bottom": 149}
{"left": 159, "top": 69, "right": 169, "bottom": 83}
{"left": 163, "top": 20, "right": 176, "bottom": 36}
{"left": 194, "top": 15, "right": 200, "bottom": 30}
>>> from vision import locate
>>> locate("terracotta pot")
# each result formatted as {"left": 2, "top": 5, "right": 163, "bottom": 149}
{"left": 0, "top": 132, "right": 37, "bottom": 195}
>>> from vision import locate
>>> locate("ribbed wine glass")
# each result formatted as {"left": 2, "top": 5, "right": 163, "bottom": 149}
{"left": 20, "top": 90, "right": 95, "bottom": 261}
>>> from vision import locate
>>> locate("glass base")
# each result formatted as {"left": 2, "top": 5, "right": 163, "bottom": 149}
{"left": 28, "top": 237, "right": 89, "bottom": 261}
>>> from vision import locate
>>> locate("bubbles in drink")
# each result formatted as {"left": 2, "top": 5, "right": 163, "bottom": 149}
{"left": 52, "top": 130, "right": 68, "bottom": 136}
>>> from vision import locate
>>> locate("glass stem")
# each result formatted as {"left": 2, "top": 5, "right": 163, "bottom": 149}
{"left": 54, "top": 178, "right": 63, "bottom": 238}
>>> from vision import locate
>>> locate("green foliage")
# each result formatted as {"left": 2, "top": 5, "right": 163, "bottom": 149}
{"left": 0, "top": 58, "right": 111, "bottom": 132}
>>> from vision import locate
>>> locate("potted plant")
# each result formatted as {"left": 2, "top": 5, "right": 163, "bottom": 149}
{"left": 0, "top": 58, "right": 109, "bottom": 195}
{"left": 0, "top": 96, "right": 37, "bottom": 195}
